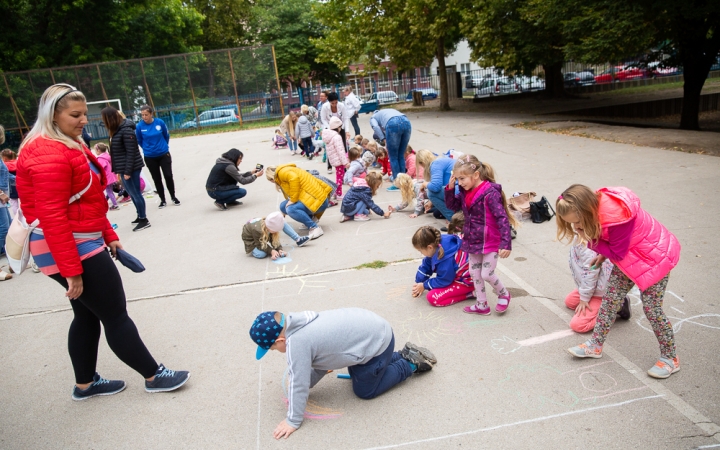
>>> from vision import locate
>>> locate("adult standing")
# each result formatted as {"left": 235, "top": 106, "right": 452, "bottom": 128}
{"left": 316, "top": 91, "right": 329, "bottom": 128}
{"left": 370, "top": 109, "right": 412, "bottom": 182}
{"left": 206, "top": 148, "right": 263, "bottom": 210}
{"left": 136, "top": 105, "right": 179, "bottom": 208}
{"left": 16, "top": 84, "right": 189, "bottom": 400}
{"left": 101, "top": 106, "right": 150, "bottom": 232}
{"left": 265, "top": 164, "right": 332, "bottom": 240}
{"left": 343, "top": 85, "right": 362, "bottom": 136}
{"left": 415, "top": 149, "right": 455, "bottom": 221}
{"left": 279, "top": 112, "right": 299, "bottom": 155}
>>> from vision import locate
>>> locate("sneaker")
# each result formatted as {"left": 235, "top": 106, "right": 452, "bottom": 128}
{"left": 31, "top": 262, "right": 41, "bottom": 273}
{"left": 340, "top": 215, "right": 352, "bottom": 223}
{"left": 354, "top": 214, "right": 370, "bottom": 221}
{"left": 618, "top": 296, "right": 631, "bottom": 320}
{"left": 119, "top": 196, "right": 132, "bottom": 204}
{"left": 172, "top": 198, "right": 181, "bottom": 206}
{"left": 158, "top": 201, "right": 167, "bottom": 209}
{"left": 308, "top": 226, "right": 324, "bottom": 240}
{"left": 399, "top": 344, "right": 433, "bottom": 373}
{"left": 440, "top": 226, "right": 448, "bottom": 232}
{"left": 145, "top": 364, "right": 191, "bottom": 393}
{"left": 308, "top": 154, "right": 314, "bottom": 161}
{"left": 214, "top": 201, "right": 228, "bottom": 211}
{"left": 463, "top": 302, "right": 491, "bottom": 315}
{"left": 132, "top": 219, "right": 151, "bottom": 232}
{"left": 71, "top": 373, "right": 126, "bottom": 401}
{"left": 327, "top": 168, "right": 333, "bottom": 174}
{"left": 109, "top": 205, "right": 119, "bottom": 210}
{"left": 386, "top": 185, "right": 399, "bottom": 192}
{"left": 131, "top": 217, "right": 141, "bottom": 224}
{"left": 402, "top": 342, "right": 437, "bottom": 365}
{"left": 567, "top": 342, "right": 603, "bottom": 359}
{"left": 647, "top": 357, "right": 680, "bottom": 379}
{"left": 296, "top": 236, "right": 310, "bottom": 247}
{"left": 226, "top": 200, "right": 243, "bottom": 206}
{"left": 495, "top": 293, "right": 512, "bottom": 314}
{"left": 328, "top": 200, "right": 338, "bottom": 207}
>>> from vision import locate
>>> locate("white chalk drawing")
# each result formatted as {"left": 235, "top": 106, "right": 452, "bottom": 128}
{"left": 628, "top": 287, "right": 720, "bottom": 335}
{"left": 491, "top": 330, "right": 577, "bottom": 355}
{"left": 266, "top": 264, "right": 328, "bottom": 294}
{"left": 396, "top": 311, "right": 464, "bottom": 345}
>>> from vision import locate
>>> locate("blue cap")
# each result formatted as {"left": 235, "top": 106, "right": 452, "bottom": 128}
{"left": 249, "top": 311, "right": 285, "bottom": 360}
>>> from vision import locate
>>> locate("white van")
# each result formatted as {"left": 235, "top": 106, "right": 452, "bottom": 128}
{"left": 367, "top": 91, "right": 399, "bottom": 105}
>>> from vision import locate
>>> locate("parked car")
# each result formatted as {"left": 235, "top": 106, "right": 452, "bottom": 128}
{"left": 367, "top": 91, "right": 399, "bottom": 105}
{"left": 473, "top": 77, "right": 519, "bottom": 98}
{"left": 515, "top": 75, "right": 546, "bottom": 91}
{"left": 405, "top": 88, "right": 439, "bottom": 102}
{"left": 180, "top": 108, "right": 239, "bottom": 129}
{"left": 563, "top": 71, "right": 596, "bottom": 87}
{"left": 358, "top": 98, "right": 379, "bottom": 114}
{"left": 594, "top": 64, "right": 653, "bottom": 84}
{"left": 648, "top": 61, "right": 682, "bottom": 77}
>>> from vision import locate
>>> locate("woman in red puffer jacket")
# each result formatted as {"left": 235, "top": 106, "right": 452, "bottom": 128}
{"left": 16, "top": 84, "right": 189, "bottom": 401}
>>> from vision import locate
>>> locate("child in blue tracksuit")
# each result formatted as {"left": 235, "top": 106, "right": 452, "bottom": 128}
{"left": 339, "top": 172, "right": 391, "bottom": 222}
{"left": 412, "top": 226, "right": 474, "bottom": 307}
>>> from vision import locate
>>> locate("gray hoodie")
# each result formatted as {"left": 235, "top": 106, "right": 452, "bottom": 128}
{"left": 284, "top": 308, "right": 393, "bottom": 428}
{"left": 295, "top": 115, "right": 314, "bottom": 139}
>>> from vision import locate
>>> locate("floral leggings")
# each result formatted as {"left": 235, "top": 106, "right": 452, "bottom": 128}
{"left": 469, "top": 252, "right": 508, "bottom": 306}
{"left": 335, "top": 166, "right": 346, "bottom": 197}
{"left": 589, "top": 265, "right": 675, "bottom": 359}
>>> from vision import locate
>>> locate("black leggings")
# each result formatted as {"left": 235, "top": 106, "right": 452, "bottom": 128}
{"left": 50, "top": 251, "right": 158, "bottom": 383}
{"left": 144, "top": 152, "right": 176, "bottom": 202}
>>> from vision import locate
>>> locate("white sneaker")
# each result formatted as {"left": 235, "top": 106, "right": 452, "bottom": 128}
{"left": 308, "top": 226, "right": 324, "bottom": 240}
{"left": 327, "top": 168, "right": 333, "bottom": 174}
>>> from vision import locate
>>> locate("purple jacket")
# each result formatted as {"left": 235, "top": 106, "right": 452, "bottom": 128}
{"left": 445, "top": 181, "right": 512, "bottom": 254}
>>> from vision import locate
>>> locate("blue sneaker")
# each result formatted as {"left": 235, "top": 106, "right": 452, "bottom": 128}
{"left": 71, "top": 373, "right": 126, "bottom": 401}
{"left": 296, "top": 236, "right": 310, "bottom": 247}
{"left": 386, "top": 185, "right": 399, "bottom": 191}
{"left": 145, "top": 364, "right": 190, "bottom": 393}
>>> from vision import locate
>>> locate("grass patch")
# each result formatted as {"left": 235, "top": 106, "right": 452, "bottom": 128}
{"left": 171, "top": 118, "right": 278, "bottom": 139}
{"left": 599, "top": 78, "right": 720, "bottom": 97}
{"left": 355, "top": 260, "right": 389, "bottom": 270}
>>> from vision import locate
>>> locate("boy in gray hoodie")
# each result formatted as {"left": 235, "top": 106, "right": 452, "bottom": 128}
{"left": 295, "top": 114, "right": 316, "bottom": 159}
{"left": 249, "top": 308, "right": 437, "bottom": 439}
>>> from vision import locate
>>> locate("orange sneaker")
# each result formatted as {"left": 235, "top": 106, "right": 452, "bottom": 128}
{"left": 647, "top": 357, "right": 680, "bottom": 379}
{"left": 567, "top": 342, "right": 603, "bottom": 359}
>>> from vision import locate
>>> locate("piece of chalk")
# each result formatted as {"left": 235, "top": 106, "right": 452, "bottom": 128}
{"left": 590, "top": 265, "right": 596, "bottom": 270}
{"left": 336, "top": 374, "right": 351, "bottom": 379}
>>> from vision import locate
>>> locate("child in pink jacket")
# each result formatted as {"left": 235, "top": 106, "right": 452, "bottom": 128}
{"left": 321, "top": 117, "right": 349, "bottom": 197}
{"left": 557, "top": 184, "right": 681, "bottom": 379}
{"left": 93, "top": 143, "right": 119, "bottom": 210}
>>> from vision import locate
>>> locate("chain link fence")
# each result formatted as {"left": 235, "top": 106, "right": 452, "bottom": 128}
{"left": 0, "top": 45, "right": 284, "bottom": 149}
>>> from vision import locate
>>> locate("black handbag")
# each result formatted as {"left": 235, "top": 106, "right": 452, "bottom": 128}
{"left": 529, "top": 196, "right": 556, "bottom": 223}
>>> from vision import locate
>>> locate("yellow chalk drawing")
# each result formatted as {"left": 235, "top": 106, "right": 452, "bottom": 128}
{"left": 396, "top": 310, "right": 464, "bottom": 345}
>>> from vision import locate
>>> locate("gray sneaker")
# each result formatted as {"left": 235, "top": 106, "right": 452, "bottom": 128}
{"left": 145, "top": 364, "right": 190, "bottom": 393}
{"left": 71, "top": 373, "right": 126, "bottom": 401}
{"left": 403, "top": 342, "right": 437, "bottom": 365}
{"left": 399, "top": 342, "right": 435, "bottom": 372}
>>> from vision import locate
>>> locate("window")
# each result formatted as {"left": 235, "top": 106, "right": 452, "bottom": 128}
{"left": 418, "top": 67, "right": 430, "bottom": 78}
{"left": 461, "top": 63, "right": 471, "bottom": 74}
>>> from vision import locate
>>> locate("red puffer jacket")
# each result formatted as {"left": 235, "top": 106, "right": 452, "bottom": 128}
{"left": 16, "top": 136, "right": 119, "bottom": 277}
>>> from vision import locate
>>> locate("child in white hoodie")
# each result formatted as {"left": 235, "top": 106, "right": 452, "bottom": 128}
{"left": 295, "top": 113, "right": 315, "bottom": 159}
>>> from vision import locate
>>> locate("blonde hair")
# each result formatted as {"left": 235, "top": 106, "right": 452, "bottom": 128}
{"left": 556, "top": 184, "right": 601, "bottom": 244}
{"left": 448, "top": 211, "right": 465, "bottom": 235}
{"left": 365, "top": 171, "right": 382, "bottom": 196}
{"left": 412, "top": 226, "right": 444, "bottom": 259}
{"left": 453, "top": 154, "right": 518, "bottom": 228}
{"left": 361, "top": 138, "right": 369, "bottom": 147}
{"left": 94, "top": 143, "right": 109, "bottom": 154}
{"left": 20, "top": 83, "right": 87, "bottom": 152}
{"left": 366, "top": 140, "right": 378, "bottom": 152}
{"left": 348, "top": 145, "right": 362, "bottom": 161}
{"left": 394, "top": 173, "right": 415, "bottom": 205}
{"left": 404, "top": 145, "right": 415, "bottom": 157}
{"left": 354, "top": 134, "right": 363, "bottom": 144}
{"left": 265, "top": 166, "right": 281, "bottom": 192}
{"left": 301, "top": 104, "right": 309, "bottom": 114}
{"left": 415, "top": 149, "right": 437, "bottom": 182}
{"left": 260, "top": 220, "right": 281, "bottom": 249}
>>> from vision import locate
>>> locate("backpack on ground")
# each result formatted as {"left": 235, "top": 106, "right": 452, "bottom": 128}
{"left": 529, "top": 196, "right": 556, "bottom": 223}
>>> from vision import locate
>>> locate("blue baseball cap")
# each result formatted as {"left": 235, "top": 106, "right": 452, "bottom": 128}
{"left": 249, "top": 311, "right": 285, "bottom": 360}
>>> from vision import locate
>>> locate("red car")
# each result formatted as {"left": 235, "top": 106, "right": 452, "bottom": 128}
{"left": 594, "top": 65, "right": 653, "bottom": 84}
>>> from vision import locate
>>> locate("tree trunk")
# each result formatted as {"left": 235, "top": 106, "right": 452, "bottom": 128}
{"left": 436, "top": 37, "right": 451, "bottom": 111}
{"left": 679, "top": 52, "right": 713, "bottom": 131}
{"left": 542, "top": 62, "right": 565, "bottom": 98}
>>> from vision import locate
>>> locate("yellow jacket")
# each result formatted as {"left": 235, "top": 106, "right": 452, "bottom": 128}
{"left": 274, "top": 164, "right": 333, "bottom": 214}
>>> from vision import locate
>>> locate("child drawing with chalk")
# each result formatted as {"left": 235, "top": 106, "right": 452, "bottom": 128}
{"left": 412, "top": 226, "right": 474, "bottom": 307}
{"left": 445, "top": 155, "right": 516, "bottom": 315}
{"left": 557, "top": 184, "right": 681, "bottom": 379}
{"left": 242, "top": 211, "right": 309, "bottom": 259}
{"left": 387, "top": 173, "right": 430, "bottom": 218}
{"left": 339, "top": 172, "right": 391, "bottom": 222}
{"left": 249, "top": 308, "right": 437, "bottom": 439}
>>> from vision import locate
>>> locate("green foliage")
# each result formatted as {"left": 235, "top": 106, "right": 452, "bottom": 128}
{"left": 188, "top": 0, "right": 254, "bottom": 50}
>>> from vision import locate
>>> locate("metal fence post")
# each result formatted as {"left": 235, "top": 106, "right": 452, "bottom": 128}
{"left": 183, "top": 55, "right": 199, "bottom": 127}
{"left": 3, "top": 73, "right": 25, "bottom": 139}
{"left": 95, "top": 65, "right": 110, "bottom": 103}
{"left": 227, "top": 49, "right": 243, "bottom": 125}
{"left": 271, "top": 45, "right": 284, "bottom": 115}
{"left": 139, "top": 60, "right": 155, "bottom": 111}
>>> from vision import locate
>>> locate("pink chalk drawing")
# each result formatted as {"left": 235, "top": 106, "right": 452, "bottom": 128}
{"left": 282, "top": 367, "right": 343, "bottom": 420}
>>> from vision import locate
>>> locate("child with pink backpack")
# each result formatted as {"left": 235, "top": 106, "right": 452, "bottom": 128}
{"left": 93, "top": 143, "right": 119, "bottom": 210}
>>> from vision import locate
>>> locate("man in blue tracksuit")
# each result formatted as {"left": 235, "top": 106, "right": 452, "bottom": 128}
{"left": 369, "top": 108, "right": 412, "bottom": 188}
{"left": 135, "top": 105, "right": 179, "bottom": 208}
{"left": 249, "top": 308, "right": 437, "bottom": 439}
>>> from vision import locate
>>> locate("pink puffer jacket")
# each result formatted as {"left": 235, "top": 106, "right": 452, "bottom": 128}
{"left": 592, "top": 187, "right": 680, "bottom": 290}
{"left": 321, "top": 129, "right": 348, "bottom": 168}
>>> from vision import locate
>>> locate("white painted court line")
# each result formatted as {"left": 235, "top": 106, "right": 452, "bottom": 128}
{"left": 517, "top": 329, "right": 576, "bottom": 346}
{"left": 361, "top": 395, "right": 663, "bottom": 450}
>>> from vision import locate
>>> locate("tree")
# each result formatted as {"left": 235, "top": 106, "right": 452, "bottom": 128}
{"left": 313, "top": 0, "right": 463, "bottom": 110}
{"left": 188, "top": 0, "right": 254, "bottom": 50}
{"left": 249, "top": 0, "right": 344, "bottom": 87}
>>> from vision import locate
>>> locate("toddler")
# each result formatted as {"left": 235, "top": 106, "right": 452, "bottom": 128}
{"left": 295, "top": 113, "right": 315, "bottom": 160}
{"left": 405, "top": 146, "right": 423, "bottom": 180}
{"left": 445, "top": 155, "right": 517, "bottom": 315}
{"left": 354, "top": 134, "right": 364, "bottom": 146}
{"left": 387, "top": 173, "right": 429, "bottom": 218}
{"left": 368, "top": 141, "right": 391, "bottom": 179}
{"left": 272, "top": 129, "right": 288, "bottom": 150}
{"left": 242, "top": 211, "right": 306, "bottom": 259}
{"left": 0, "top": 149, "right": 18, "bottom": 217}
{"left": 343, "top": 146, "right": 367, "bottom": 185}
{"left": 93, "top": 143, "right": 119, "bottom": 210}
{"left": 340, "top": 172, "right": 390, "bottom": 222}
{"left": 411, "top": 226, "right": 474, "bottom": 307}
{"left": 322, "top": 117, "right": 349, "bottom": 197}
{"left": 447, "top": 211, "right": 465, "bottom": 236}
{"left": 557, "top": 184, "right": 681, "bottom": 379}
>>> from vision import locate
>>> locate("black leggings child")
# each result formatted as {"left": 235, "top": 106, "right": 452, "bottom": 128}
{"left": 50, "top": 251, "right": 158, "bottom": 384}
{"left": 144, "top": 152, "right": 176, "bottom": 202}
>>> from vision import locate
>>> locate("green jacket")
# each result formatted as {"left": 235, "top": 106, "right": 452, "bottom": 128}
{"left": 242, "top": 219, "right": 283, "bottom": 254}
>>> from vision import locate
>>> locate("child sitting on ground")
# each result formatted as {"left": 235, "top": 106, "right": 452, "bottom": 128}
{"left": 242, "top": 211, "right": 309, "bottom": 259}
{"left": 340, "top": 172, "right": 391, "bottom": 222}
{"left": 447, "top": 211, "right": 465, "bottom": 236}
{"left": 405, "top": 146, "right": 423, "bottom": 180}
{"left": 272, "top": 129, "right": 288, "bottom": 150}
{"left": 93, "top": 143, "right": 119, "bottom": 210}
{"left": 368, "top": 141, "right": 391, "bottom": 179}
{"left": 354, "top": 134, "right": 363, "bottom": 146}
{"left": 343, "top": 146, "right": 367, "bottom": 185}
{"left": 387, "top": 173, "right": 429, "bottom": 218}
{"left": 411, "top": 225, "right": 474, "bottom": 307}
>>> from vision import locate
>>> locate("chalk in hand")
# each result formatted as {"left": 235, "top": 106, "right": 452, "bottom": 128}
{"left": 337, "top": 374, "right": 351, "bottom": 379}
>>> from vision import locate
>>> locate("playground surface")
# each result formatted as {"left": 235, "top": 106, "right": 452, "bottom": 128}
{"left": 1, "top": 110, "right": 719, "bottom": 449}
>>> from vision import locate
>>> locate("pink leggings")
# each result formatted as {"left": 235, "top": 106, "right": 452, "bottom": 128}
{"left": 335, "top": 166, "right": 346, "bottom": 196}
{"left": 469, "top": 252, "right": 508, "bottom": 306}
{"left": 565, "top": 289, "right": 602, "bottom": 333}
{"left": 105, "top": 185, "right": 118, "bottom": 206}
{"left": 426, "top": 282, "right": 474, "bottom": 307}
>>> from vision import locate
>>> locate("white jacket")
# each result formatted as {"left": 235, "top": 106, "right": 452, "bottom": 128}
{"left": 569, "top": 236, "right": 614, "bottom": 302}
{"left": 344, "top": 92, "right": 362, "bottom": 116}
{"left": 320, "top": 101, "right": 351, "bottom": 132}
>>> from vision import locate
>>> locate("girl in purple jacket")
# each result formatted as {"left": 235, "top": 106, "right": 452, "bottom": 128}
{"left": 445, "top": 155, "right": 517, "bottom": 315}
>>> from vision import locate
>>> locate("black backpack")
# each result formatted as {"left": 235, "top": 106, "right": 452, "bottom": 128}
{"left": 529, "top": 196, "right": 556, "bottom": 223}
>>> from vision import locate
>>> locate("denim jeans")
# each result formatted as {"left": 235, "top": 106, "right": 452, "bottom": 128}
{"left": 285, "top": 134, "right": 297, "bottom": 151}
{"left": 251, "top": 248, "right": 268, "bottom": 259}
{"left": 123, "top": 169, "right": 146, "bottom": 219}
{"left": 300, "top": 137, "right": 314, "bottom": 156}
{"left": 0, "top": 205, "right": 11, "bottom": 256}
{"left": 346, "top": 203, "right": 369, "bottom": 217}
{"left": 385, "top": 116, "right": 411, "bottom": 180}
{"left": 349, "top": 114, "right": 361, "bottom": 135}
{"left": 282, "top": 222, "right": 300, "bottom": 241}
{"left": 280, "top": 198, "right": 329, "bottom": 229}
{"left": 347, "top": 334, "right": 413, "bottom": 399}
{"left": 427, "top": 188, "right": 454, "bottom": 221}
{"left": 207, "top": 187, "right": 247, "bottom": 204}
